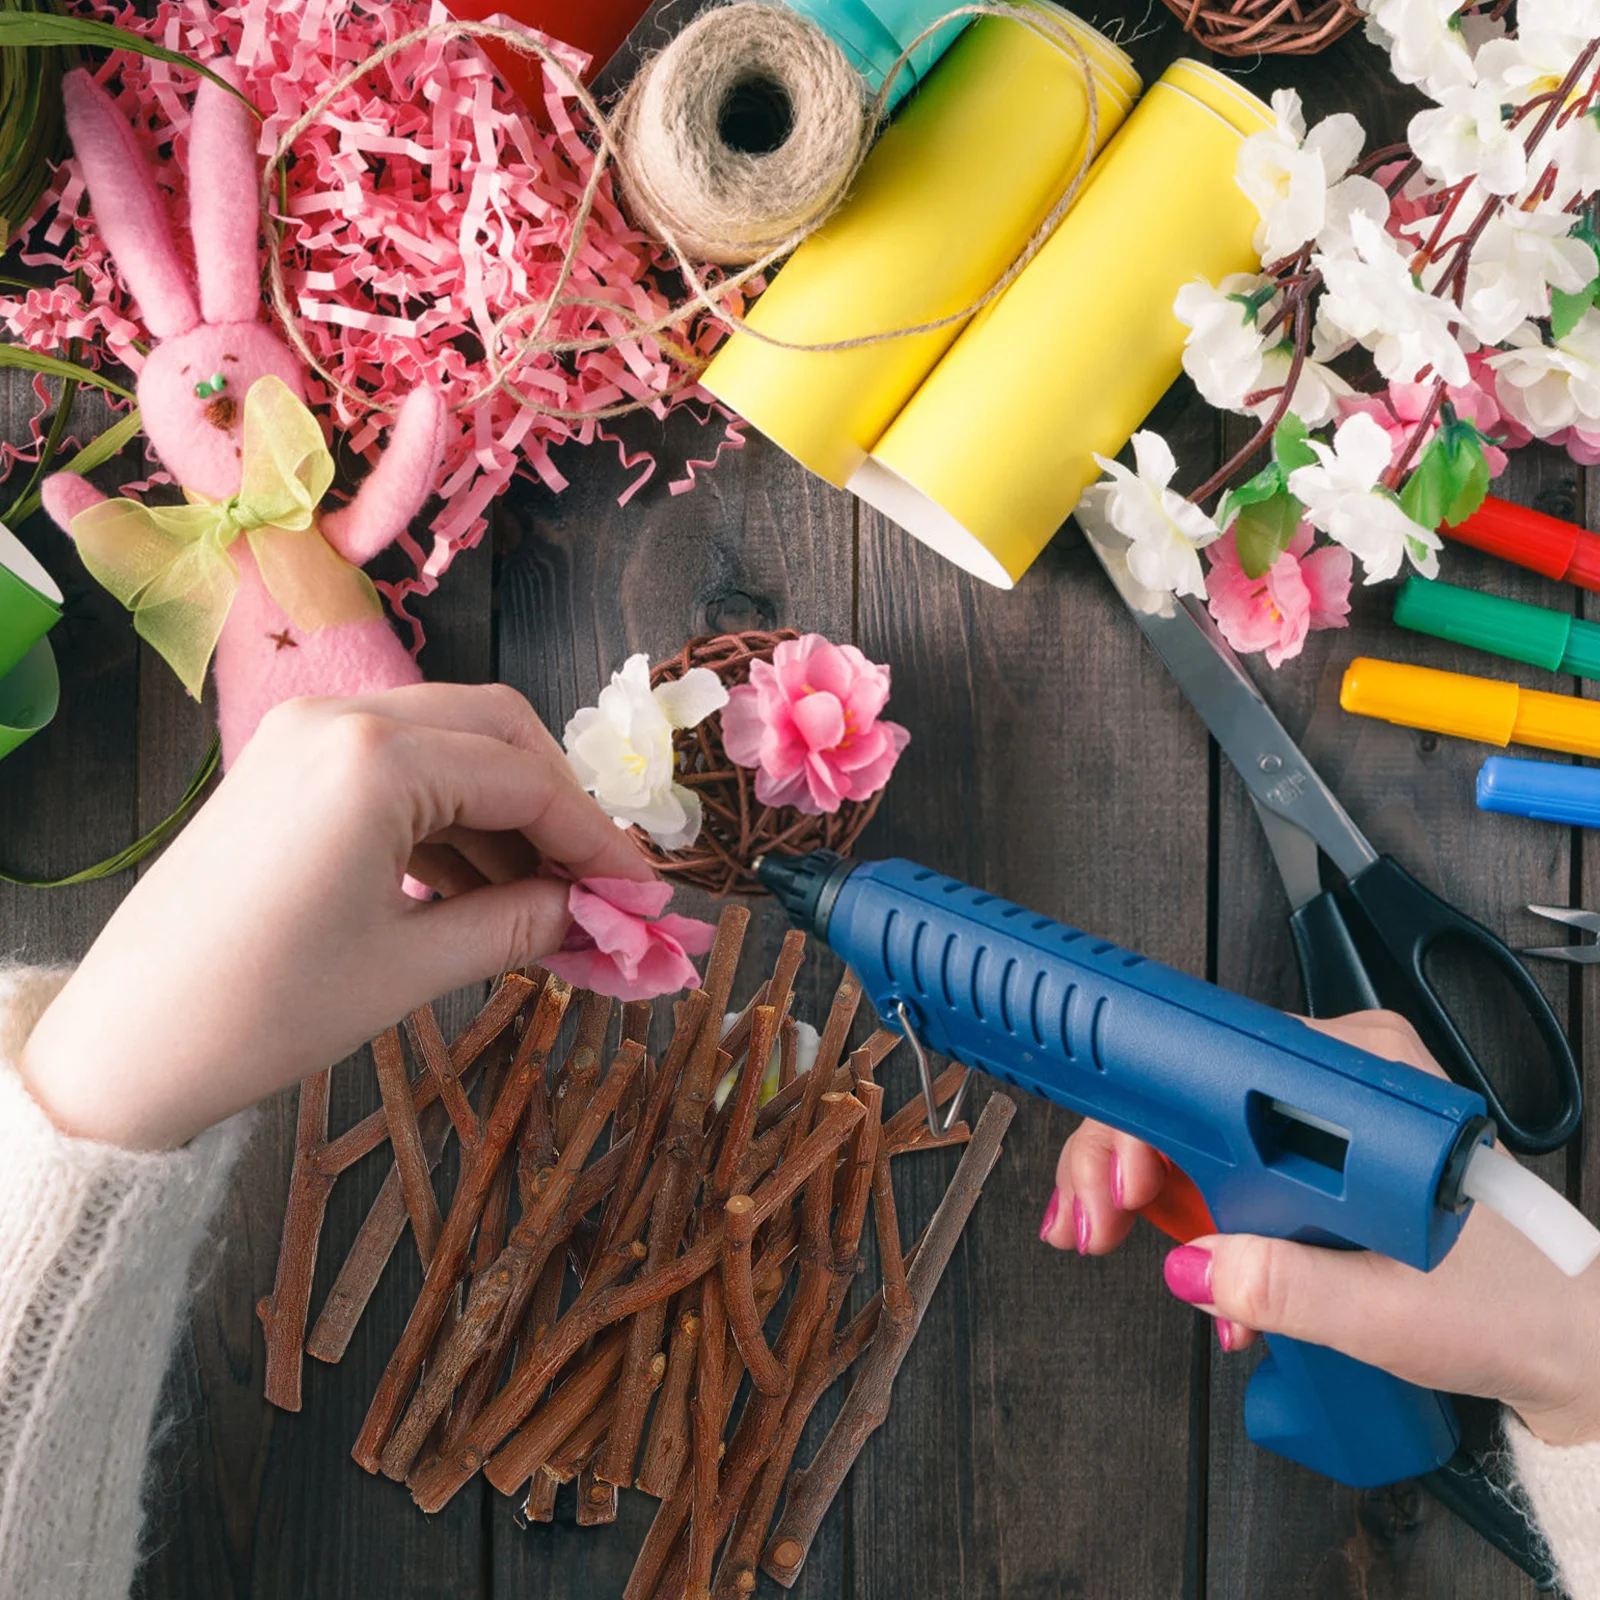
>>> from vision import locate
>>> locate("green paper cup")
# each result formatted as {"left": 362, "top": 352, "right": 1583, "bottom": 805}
{"left": 0, "top": 636, "right": 59, "bottom": 761}
{"left": 0, "top": 519, "right": 62, "bottom": 681}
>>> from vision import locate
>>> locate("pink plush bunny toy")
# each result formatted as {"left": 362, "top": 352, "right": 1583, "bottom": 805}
{"left": 42, "top": 61, "right": 446, "bottom": 767}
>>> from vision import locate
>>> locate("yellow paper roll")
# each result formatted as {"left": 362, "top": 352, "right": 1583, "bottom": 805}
{"left": 853, "top": 59, "right": 1274, "bottom": 588}
{"left": 700, "top": 3, "right": 1138, "bottom": 489}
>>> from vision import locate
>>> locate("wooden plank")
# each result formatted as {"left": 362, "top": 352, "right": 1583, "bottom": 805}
{"left": 130, "top": 537, "right": 497, "bottom": 1599}
{"left": 847, "top": 377, "right": 1216, "bottom": 1599}
{"left": 491, "top": 408, "right": 857, "bottom": 1586}
{"left": 1205, "top": 453, "right": 1567, "bottom": 1600}
{"left": 0, "top": 386, "right": 140, "bottom": 952}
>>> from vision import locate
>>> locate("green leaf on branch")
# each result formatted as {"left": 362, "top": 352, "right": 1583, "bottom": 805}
{"left": 1400, "top": 417, "right": 1492, "bottom": 532}
{"left": 1233, "top": 488, "right": 1305, "bottom": 579}
{"left": 1552, "top": 221, "right": 1600, "bottom": 342}
{"left": 1217, "top": 460, "right": 1283, "bottom": 533}
{"left": 1272, "top": 413, "right": 1318, "bottom": 476}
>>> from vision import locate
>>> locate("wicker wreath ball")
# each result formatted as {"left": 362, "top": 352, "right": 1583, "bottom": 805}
{"left": 1159, "top": 0, "right": 1362, "bottom": 56}
{"left": 635, "top": 630, "right": 888, "bottom": 897}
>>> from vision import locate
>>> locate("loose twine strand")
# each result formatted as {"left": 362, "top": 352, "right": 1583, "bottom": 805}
{"left": 261, "top": 3, "right": 1101, "bottom": 424}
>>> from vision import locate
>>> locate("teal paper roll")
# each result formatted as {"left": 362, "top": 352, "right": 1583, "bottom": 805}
{"left": 0, "top": 636, "right": 59, "bottom": 761}
{"left": 782, "top": 0, "right": 971, "bottom": 107}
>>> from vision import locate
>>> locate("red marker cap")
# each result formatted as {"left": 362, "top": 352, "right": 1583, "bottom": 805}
{"left": 1445, "top": 495, "right": 1597, "bottom": 587}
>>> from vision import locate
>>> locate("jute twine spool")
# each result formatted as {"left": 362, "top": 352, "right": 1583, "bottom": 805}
{"left": 613, "top": 4, "right": 871, "bottom": 267}
{"left": 261, "top": 5, "right": 1100, "bottom": 425}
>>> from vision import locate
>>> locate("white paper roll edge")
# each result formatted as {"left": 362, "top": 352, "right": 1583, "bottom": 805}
{"left": 847, "top": 458, "right": 1016, "bottom": 589}
{"left": 0, "top": 520, "right": 63, "bottom": 606}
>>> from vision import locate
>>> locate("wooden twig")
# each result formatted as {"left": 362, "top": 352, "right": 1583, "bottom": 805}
{"left": 382, "top": 1041, "right": 641, "bottom": 1479}
{"left": 412, "top": 1092, "right": 863, "bottom": 1514}
{"left": 371, "top": 1027, "right": 444, "bottom": 1270}
{"left": 687, "top": 1269, "right": 725, "bottom": 1599}
{"left": 259, "top": 1068, "right": 336, "bottom": 1411}
{"left": 318, "top": 974, "right": 534, "bottom": 1175}
{"left": 305, "top": 1099, "right": 452, "bottom": 1365}
{"left": 544, "top": 1393, "right": 617, "bottom": 1485}
{"left": 481, "top": 1329, "right": 631, "bottom": 1494}
{"left": 762, "top": 1094, "right": 1018, "bottom": 1587}
{"left": 578, "top": 1464, "right": 620, "bottom": 1526}
{"left": 721, "top": 1195, "right": 787, "bottom": 1395}
{"left": 406, "top": 1005, "right": 484, "bottom": 1154}
{"left": 636, "top": 1303, "right": 701, "bottom": 1498}
{"left": 554, "top": 989, "right": 613, "bottom": 1147}
{"left": 591, "top": 990, "right": 710, "bottom": 1268}
{"left": 777, "top": 1018, "right": 797, "bottom": 1094}
{"left": 870, "top": 1141, "right": 915, "bottom": 1329}
{"left": 622, "top": 1225, "right": 806, "bottom": 1600}
{"left": 597, "top": 906, "right": 749, "bottom": 1489}
{"left": 709, "top": 1006, "right": 779, "bottom": 1204}
{"left": 353, "top": 977, "right": 574, "bottom": 1472}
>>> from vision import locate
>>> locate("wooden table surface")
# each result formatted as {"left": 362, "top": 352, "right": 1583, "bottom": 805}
{"left": 1, "top": 11, "right": 1588, "bottom": 1598}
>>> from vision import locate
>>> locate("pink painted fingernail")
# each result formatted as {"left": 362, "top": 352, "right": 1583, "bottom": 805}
{"left": 1164, "top": 1245, "right": 1213, "bottom": 1305}
{"left": 1110, "top": 1152, "right": 1124, "bottom": 1211}
{"left": 1039, "top": 1187, "right": 1060, "bottom": 1242}
{"left": 1217, "top": 1320, "right": 1236, "bottom": 1353}
{"left": 1073, "top": 1196, "right": 1090, "bottom": 1255}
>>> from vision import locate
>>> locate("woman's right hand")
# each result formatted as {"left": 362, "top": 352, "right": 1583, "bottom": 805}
{"left": 1041, "top": 1010, "right": 1600, "bottom": 1449}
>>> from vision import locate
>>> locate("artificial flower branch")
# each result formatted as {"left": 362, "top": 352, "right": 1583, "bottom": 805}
{"left": 1097, "top": 2, "right": 1600, "bottom": 667}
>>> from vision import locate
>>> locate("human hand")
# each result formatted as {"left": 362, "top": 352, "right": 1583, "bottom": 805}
{"left": 19, "top": 684, "right": 652, "bottom": 1151}
{"left": 1041, "top": 1010, "right": 1600, "bottom": 1448}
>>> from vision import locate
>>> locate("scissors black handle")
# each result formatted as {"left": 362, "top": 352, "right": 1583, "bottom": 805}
{"left": 1291, "top": 857, "right": 1580, "bottom": 1156}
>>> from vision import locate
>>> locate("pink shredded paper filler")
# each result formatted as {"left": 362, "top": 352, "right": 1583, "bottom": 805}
{"left": 6, "top": 0, "right": 750, "bottom": 646}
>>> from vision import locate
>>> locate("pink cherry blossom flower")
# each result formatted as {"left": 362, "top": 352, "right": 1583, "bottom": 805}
{"left": 1205, "top": 526, "right": 1353, "bottom": 667}
{"left": 1554, "top": 425, "right": 1600, "bottom": 466}
{"left": 721, "top": 635, "right": 910, "bottom": 816}
{"left": 1337, "top": 353, "right": 1512, "bottom": 479}
{"left": 545, "top": 877, "right": 716, "bottom": 1002}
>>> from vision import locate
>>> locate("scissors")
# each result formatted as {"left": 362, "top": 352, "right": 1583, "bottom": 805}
{"left": 1523, "top": 905, "right": 1600, "bottom": 965}
{"left": 1076, "top": 501, "right": 1582, "bottom": 1159}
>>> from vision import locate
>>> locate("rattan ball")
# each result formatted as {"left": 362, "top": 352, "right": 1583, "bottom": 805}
{"left": 1158, "top": 0, "right": 1362, "bottom": 56}
{"left": 636, "top": 630, "right": 888, "bottom": 897}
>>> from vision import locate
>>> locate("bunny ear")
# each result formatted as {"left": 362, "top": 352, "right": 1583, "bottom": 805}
{"left": 188, "top": 60, "right": 263, "bottom": 326}
{"left": 62, "top": 70, "right": 200, "bottom": 338}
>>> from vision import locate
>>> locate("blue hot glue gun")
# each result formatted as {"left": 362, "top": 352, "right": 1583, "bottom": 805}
{"left": 756, "top": 851, "right": 1600, "bottom": 1497}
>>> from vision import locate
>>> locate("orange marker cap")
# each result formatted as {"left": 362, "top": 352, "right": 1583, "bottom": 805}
{"left": 1341, "top": 657, "right": 1600, "bottom": 758}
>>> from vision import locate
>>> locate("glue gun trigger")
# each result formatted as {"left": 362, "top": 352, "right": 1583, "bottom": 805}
{"left": 1136, "top": 1156, "right": 1216, "bottom": 1245}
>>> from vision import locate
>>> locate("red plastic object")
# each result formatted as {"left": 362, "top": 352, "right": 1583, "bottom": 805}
{"left": 1445, "top": 495, "right": 1600, "bottom": 588}
{"left": 1137, "top": 1155, "right": 1217, "bottom": 1245}
{"left": 445, "top": 0, "right": 651, "bottom": 110}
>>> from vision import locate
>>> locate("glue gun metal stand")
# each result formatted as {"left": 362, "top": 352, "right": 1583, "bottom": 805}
{"left": 757, "top": 851, "right": 1599, "bottom": 1586}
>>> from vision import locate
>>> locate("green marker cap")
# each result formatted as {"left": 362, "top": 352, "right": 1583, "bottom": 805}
{"left": 1560, "top": 614, "right": 1600, "bottom": 680}
{"left": 1393, "top": 577, "right": 1572, "bottom": 673}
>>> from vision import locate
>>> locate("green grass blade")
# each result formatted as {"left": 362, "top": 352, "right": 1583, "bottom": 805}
{"left": 0, "top": 345, "right": 133, "bottom": 399}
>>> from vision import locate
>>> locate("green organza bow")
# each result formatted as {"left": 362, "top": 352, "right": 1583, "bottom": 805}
{"left": 70, "top": 375, "right": 381, "bottom": 698}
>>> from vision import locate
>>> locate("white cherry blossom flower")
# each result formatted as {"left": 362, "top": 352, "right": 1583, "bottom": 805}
{"left": 1089, "top": 431, "right": 1221, "bottom": 603}
{"left": 1315, "top": 172, "right": 1392, "bottom": 259}
{"left": 1489, "top": 310, "right": 1600, "bottom": 435}
{"left": 1315, "top": 211, "right": 1470, "bottom": 386}
{"left": 1236, "top": 89, "right": 1367, "bottom": 262}
{"left": 1457, "top": 207, "right": 1596, "bottom": 344}
{"left": 1287, "top": 412, "right": 1442, "bottom": 582}
{"left": 564, "top": 654, "right": 729, "bottom": 849}
{"left": 1362, "top": 0, "right": 1479, "bottom": 96}
{"left": 1174, "top": 274, "right": 1275, "bottom": 412}
{"left": 1409, "top": 82, "right": 1526, "bottom": 193}
{"left": 1252, "top": 346, "right": 1353, "bottom": 427}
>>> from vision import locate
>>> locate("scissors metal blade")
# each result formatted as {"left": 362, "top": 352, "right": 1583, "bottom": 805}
{"left": 1076, "top": 495, "right": 1379, "bottom": 892}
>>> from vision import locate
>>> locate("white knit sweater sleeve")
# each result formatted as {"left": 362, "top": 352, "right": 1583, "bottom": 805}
{"left": 0, "top": 966, "right": 250, "bottom": 1600}
{"left": 1505, "top": 1417, "right": 1600, "bottom": 1599}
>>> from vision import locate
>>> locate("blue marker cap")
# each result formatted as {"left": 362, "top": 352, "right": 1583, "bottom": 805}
{"left": 1477, "top": 756, "right": 1600, "bottom": 828}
